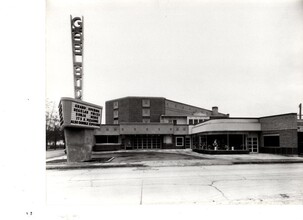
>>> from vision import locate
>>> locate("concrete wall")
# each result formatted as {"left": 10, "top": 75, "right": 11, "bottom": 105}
{"left": 259, "top": 114, "right": 298, "bottom": 154}
{"left": 191, "top": 119, "right": 261, "bottom": 134}
{"left": 94, "top": 125, "right": 120, "bottom": 135}
{"left": 120, "top": 123, "right": 173, "bottom": 135}
{"left": 64, "top": 128, "right": 95, "bottom": 162}
{"left": 173, "top": 125, "right": 189, "bottom": 135}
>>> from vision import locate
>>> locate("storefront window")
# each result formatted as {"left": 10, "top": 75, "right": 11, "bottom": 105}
{"left": 197, "top": 134, "right": 246, "bottom": 150}
{"left": 95, "top": 135, "right": 119, "bottom": 144}
{"left": 264, "top": 135, "right": 280, "bottom": 147}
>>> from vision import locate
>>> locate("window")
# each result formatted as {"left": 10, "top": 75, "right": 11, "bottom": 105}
{"left": 113, "top": 110, "right": 118, "bottom": 118}
{"left": 264, "top": 134, "right": 280, "bottom": 147}
{"left": 142, "top": 118, "right": 150, "bottom": 123}
{"left": 113, "top": 119, "right": 119, "bottom": 124}
{"left": 189, "top": 119, "right": 193, "bottom": 125}
{"left": 142, "top": 108, "right": 150, "bottom": 116}
{"left": 113, "top": 101, "right": 118, "bottom": 109}
{"left": 95, "top": 135, "right": 107, "bottom": 143}
{"left": 194, "top": 119, "right": 198, "bottom": 124}
{"left": 198, "top": 119, "right": 203, "bottom": 123}
{"left": 142, "top": 99, "right": 150, "bottom": 107}
{"left": 176, "top": 137, "right": 184, "bottom": 146}
{"left": 95, "top": 135, "right": 119, "bottom": 144}
{"left": 173, "top": 120, "right": 177, "bottom": 125}
{"left": 108, "top": 136, "right": 119, "bottom": 143}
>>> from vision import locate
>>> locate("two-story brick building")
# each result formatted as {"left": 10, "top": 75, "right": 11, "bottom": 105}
{"left": 105, "top": 97, "right": 227, "bottom": 124}
{"left": 94, "top": 96, "right": 303, "bottom": 155}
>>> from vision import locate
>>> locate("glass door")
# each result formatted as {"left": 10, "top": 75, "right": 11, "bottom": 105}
{"left": 247, "top": 136, "right": 258, "bottom": 153}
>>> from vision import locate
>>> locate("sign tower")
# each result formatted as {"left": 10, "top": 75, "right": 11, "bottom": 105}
{"left": 58, "top": 16, "right": 103, "bottom": 162}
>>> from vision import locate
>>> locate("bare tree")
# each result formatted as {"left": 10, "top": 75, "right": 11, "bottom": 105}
{"left": 46, "top": 99, "right": 64, "bottom": 150}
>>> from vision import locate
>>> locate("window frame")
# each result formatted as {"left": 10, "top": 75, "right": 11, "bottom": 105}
{"left": 142, "top": 108, "right": 150, "bottom": 116}
{"left": 113, "top": 101, "right": 118, "bottom": 109}
{"left": 113, "top": 109, "right": 118, "bottom": 118}
{"left": 175, "top": 137, "right": 184, "bottom": 147}
{"left": 142, "top": 99, "right": 150, "bottom": 107}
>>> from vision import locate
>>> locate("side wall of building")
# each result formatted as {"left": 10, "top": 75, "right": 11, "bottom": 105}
{"left": 259, "top": 114, "right": 298, "bottom": 154}
{"left": 105, "top": 101, "right": 113, "bottom": 124}
{"left": 105, "top": 98, "right": 130, "bottom": 124}
{"left": 165, "top": 99, "right": 213, "bottom": 116}
{"left": 128, "top": 97, "right": 165, "bottom": 123}
{"left": 106, "top": 97, "right": 166, "bottom": 124}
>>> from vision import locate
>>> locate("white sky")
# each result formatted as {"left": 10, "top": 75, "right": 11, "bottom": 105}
{"left": 46, "top": 0, "right": 303, "bottom": 118}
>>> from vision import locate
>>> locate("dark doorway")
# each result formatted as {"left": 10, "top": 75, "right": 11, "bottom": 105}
{"left": 298, "top": 133, "right": 303, "bottom": 155}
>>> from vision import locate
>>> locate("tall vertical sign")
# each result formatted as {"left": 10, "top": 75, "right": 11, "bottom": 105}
{"left": 71, "top": 16, "right": 84, "bottom": 100}
{"left": 59, "top": 16, "right": 103, "bottom": 163}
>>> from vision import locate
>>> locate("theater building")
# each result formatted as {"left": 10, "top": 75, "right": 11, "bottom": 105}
{"left": 93, "top": 96, "right": 303, "bottom": 155}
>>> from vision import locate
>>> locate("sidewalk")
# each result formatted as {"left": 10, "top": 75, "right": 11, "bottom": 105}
{"left": 46, "top": 149, "right": 303, "bottom": 170}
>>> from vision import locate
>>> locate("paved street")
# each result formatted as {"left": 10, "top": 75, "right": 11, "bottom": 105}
{"left": 46, "top": 163, "right": 303, "bottom": 205}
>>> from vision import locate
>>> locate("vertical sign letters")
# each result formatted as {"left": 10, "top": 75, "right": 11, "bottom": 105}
{"left": 71, "top": 16, "right": 84, "bottom": 100}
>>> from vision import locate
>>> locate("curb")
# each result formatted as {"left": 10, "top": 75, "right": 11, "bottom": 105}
{"left": 46, "top": 163, "right": 147, "bottom": 170}
{"left": 232, "top": 160, "right": 303, "bottom": 165}
{"left": 46, "top": 159, "right": 303, "bottom": 170}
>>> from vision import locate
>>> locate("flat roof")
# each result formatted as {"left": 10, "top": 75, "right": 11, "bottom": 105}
{"left": 106, "top": 96, "right": 165, "bottom": 102}
{"left": 259, "top": 113, "right": 297, "bottom": 119}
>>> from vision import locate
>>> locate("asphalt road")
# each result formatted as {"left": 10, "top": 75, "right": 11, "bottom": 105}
{"left": 46, "top": 163, "right": 303, "bottom": 205}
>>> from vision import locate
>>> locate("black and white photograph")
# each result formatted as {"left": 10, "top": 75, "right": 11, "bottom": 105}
{"left": 4, "top": 0, "right": 303, "bottom": 219}
{"left": 45, "top": 0, "right": 303, "bottom": 207}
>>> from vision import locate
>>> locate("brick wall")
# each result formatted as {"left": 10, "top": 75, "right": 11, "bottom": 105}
{"left": 105, "top": 101, "right": 113, "bottom": 124}
{"left": 259, "top": 114, "right": 298, "bottom": 154}
{"left": 165, "top": 99, "right": 212, "bottom": 116}
{"left": 106, "top": 97, "right": 226, "bottom": 124}
{"left": 106, "top": 97, "right": 165, "bottom": 124}
{"left": 105, "top": 98, "right": 130, "bottom": 124}
{"left": 150, "top": 98, "right": 166, "bottom": 122}
{"left": 260, "top": 113, "right": 297, "bottom": 131}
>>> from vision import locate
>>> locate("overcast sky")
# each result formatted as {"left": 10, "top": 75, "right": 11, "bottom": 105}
{"left": 46, "top": 0, "right": 303, "bottom": 119}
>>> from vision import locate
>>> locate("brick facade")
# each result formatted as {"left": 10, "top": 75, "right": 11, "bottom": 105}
{"left": 106, "top": 97, "right": 166, "bottom": 124}
{"left": 260, "top": 113, "right": 297, "bottom": 131}
{"left": 259, "top": 114, "right": 298, "bottom": 154}
{"left": 106, "top": 96, "right": 227, "bottom": 124}
{"left": 103, "top": 97, "right": 299, "bottom": 155}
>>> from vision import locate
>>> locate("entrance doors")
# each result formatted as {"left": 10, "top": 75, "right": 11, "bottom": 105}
{"left": 132, "top": 135, "right": 162, "bottom": 149}
{"left": 247, "top": 136, "right": 258, "bottom": 153}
